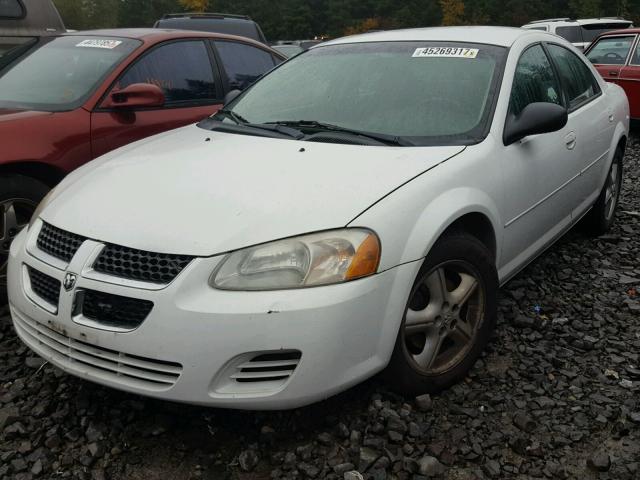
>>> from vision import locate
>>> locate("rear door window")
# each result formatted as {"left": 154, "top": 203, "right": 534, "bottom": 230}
{"left": 0, "top": 0, "right": 24, "bottom": 18}
{"left": 547, "top": 44, "right": 601, "bottom": 109}
{"left": 213, "top": 40, "right": 276, "bottom": 91}
{"left": 586, "top": 36, "right": 636, "bottom": 65}
{"left": 629, "top": 39, "right": 640, "bottom": 65}
{"left": 118, "top": 40, "right": 219, "bottom": 105}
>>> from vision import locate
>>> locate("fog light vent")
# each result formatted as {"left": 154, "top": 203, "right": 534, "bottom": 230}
{"left": 232, "top": 351, "right": 302, "bottom": 383}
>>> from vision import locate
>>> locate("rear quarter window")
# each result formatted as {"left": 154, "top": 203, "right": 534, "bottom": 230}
{"left": 0, "top": 0, "right": 24, "bottom": 18}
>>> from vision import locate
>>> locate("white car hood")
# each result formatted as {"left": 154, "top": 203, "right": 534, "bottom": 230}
{"left": 43, "top": 125, "right": 464, "bottom": 256}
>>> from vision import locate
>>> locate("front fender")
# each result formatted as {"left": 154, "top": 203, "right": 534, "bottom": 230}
{"left": 349, "top": 146, "right": 504, "bottom": 273}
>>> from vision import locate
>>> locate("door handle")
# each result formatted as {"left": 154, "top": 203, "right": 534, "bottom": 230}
{"left": 565, "top": 132, "right": 577, "bottom": 150}
{"left": 609, "top": 71, "right": 619, "bottom": 76}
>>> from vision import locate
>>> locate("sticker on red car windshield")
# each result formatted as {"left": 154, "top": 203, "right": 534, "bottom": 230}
{"left": 412, "top": 47, "right": 479, "bottom": 59}
{"left": 76, "top": 39, "right": 123, "bottom": 49}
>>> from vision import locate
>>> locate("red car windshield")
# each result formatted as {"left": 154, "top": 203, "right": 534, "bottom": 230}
{"left": 0, "top": 35, "right": 140, "bottom": 112}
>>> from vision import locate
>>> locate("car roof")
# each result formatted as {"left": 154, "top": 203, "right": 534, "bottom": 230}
{"left": 60, "top": 28, "right": 276, "bottom": 51}
{"left": 321, "top": 26, "right": 546, "bottom": 48}
{"left": 523, "top": 18, "right": 632, "bottom": 27}
{"left": 575, "top": 18, "right": 632, "bottom": 25}
{"left": 154, "top": 16, "right": 265, "bottom": 43}
{"left": 0, "top": 0, "right": 65, "bottom": 36}
{"left": 593, "top": 27, "right": 640, "bottom": 36}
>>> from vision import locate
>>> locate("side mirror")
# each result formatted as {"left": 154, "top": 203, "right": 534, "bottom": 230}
{"left": 102, "top": 83, "right": 165, "bottom": 109}
{"left": 223, "top": 89, "right": 242, "bottom": 106}
{"left": 504, "top": 102, "right": 568, "bottom": 146}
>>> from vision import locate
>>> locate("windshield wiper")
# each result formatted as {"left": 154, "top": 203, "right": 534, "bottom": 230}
{"left": 198, "top": 116, "right": 304, "bottom": 140}
{"left": 216, "top": 109, "right": 249, "bottom": 125}
{"left": 267, "top": 120, "right": 415, "bottom": 146}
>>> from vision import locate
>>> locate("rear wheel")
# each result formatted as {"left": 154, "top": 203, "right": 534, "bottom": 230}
{"left": 583, "top": 146, "right": 624, "bottom": 235}
{"left": 0, "top": 175, "right": 50, "bottom": 305}
{"left": 385, "top": 233, "right": 498, "bottom": 396}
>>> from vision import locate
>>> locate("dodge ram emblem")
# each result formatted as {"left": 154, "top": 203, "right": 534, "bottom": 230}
{"left": 63, "top": 273, "right": 77, "bottom": 291}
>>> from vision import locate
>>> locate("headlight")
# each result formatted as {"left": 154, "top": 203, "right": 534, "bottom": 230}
{"left": 28, "top": 188, "right": 56, "bottom": 229}
{"left": 211, "top": 229, "right": 381, "bottom": 291}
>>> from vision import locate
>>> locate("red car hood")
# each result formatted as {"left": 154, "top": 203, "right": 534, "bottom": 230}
{"left": 0, "top": 108, "right": 53, "bottom": 122}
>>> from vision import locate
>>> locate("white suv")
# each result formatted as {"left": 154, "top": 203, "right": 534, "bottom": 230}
{"left": 522, "top": 18, "right": 633, "bottom": 50}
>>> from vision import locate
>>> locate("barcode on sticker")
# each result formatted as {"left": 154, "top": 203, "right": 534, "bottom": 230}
{"left": 412, "top": 47, "right": 479, "bottom": 59}
{"left": 76, "top": 39, "right": 123, "bottom": 49}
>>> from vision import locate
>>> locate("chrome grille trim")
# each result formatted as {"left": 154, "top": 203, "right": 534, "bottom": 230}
{"left": 92, "top": 244, "right": 193, "bottom": 284}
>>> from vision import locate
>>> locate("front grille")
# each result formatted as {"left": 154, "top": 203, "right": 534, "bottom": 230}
{"left": 12, "top": 308, "right": 182, "bottom": 391}
{"left": 80, "top": 289, "right": 153, "bottom": 329}
{"left": 232, "top": 351, "right": 302, "bottom": 383}
{"left": 37, "top": 222, "right": 86, "bottom": 263}
{"left": 93, "top": 244, "right": 193, "bottom": 284}
{"left": 27, "top": 267, "right": 61, "bottom": 307}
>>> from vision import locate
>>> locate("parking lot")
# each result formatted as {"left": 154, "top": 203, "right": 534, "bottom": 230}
{"left": 1, "top": 133, "right": 638, "bottom": 479}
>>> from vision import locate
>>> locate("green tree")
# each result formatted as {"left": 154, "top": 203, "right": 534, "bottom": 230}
{"left": 440, "top": 0, "right": 465, "bottom": 25}
{"left": 179, "top": 0, "right": 209, "bottom": 12}
{"left": 569, "top": 0, "right": 602, "bottom": 17}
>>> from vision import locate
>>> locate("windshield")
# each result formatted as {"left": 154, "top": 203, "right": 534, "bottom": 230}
{"left": 219, "top": 41, "right": 506, "bottom": 146}
{"left": 0, "top": 36, "right": 141, "bottom": 112}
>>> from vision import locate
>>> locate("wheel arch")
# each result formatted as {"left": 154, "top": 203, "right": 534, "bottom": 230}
{"left": 401, "top": 188, "right": 503, "bottom": 270}
{"left": 0, "top": 161, "right": 66, "bottom": 188}
{"left": 439, "top": 212, "right": 497, "bottom": 261}
{"left": 617, "top": 134, "right": 627, "bottom": 155}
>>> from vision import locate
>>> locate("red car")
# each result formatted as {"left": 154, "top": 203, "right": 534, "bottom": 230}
{"left": 0, "top": 28, "right": 285, "bottom": 295}
{"left": 585, "top": 28, "right": 640, "bottom": 118}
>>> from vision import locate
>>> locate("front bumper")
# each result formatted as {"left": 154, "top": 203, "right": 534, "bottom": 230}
{"left": 8, "top": 223, "right": 418, "bottom": 409}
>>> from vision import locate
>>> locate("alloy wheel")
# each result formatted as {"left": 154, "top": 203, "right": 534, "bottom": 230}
{"left": 0, "top": 198, "right": 37, "bottom": 288}
{"left": 604, "top": 155, "right": 621, "bottom": 222}
{"left": 402, "top": 260, "right": 485, "bottom": 375}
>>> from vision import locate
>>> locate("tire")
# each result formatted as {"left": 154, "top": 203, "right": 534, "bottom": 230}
{"left": 0, "top": 175, "right": 50, "bottom": 305}
{"left": 583, "top": 145, "right": 624, "bottom": 235}
{"left": 384, "top": 233, "right": 498, "bottom": 396}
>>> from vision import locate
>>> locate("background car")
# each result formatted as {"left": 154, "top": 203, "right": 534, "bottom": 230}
{"left": 271, "top": 39, "right": 326, "bottom": 57}
{"left": 154, "top": 13, "right": 267, "bottom": 44}
{"left": 271, "top": 42, "right": 304, "bottom": 58}
{"left": 585, "top": 28, "right": 640, "bottom": 119}
{"left": 0, "top": 0, "right": 65, "bottom": 70}
{"left": 0, "top": 28, "right": 285, "bottom": 300}
{"left": 9, "top": 27, "right": 628, "bottom": 409}
{"left": 522, "top": 17, "right": 633, "bottom": 50}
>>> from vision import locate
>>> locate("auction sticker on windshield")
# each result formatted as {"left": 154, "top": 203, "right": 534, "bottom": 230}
{"left": 412, "top": 47, "right": 479, "bottom": 59}
{"left": 76, "top": 39, "right": 123, "bottom": 49}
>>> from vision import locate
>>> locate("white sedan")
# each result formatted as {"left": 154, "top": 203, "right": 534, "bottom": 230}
{"left": 8, "top": 27, "right": 628, "bottom": 409}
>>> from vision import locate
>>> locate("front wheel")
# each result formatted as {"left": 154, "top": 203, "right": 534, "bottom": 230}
{"left": 384, "top": 233, "right": 498, "bottom": 396}
{"left": 0, "top": 175, "right": 50, "bottom": 305}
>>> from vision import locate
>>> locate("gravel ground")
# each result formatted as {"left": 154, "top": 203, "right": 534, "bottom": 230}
{"left": 1, "top": 136, "right": 639, "bottom": 480}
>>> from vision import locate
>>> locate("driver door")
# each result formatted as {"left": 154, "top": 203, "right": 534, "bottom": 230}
{"left": 91, "top": 40, "right": 223, "bottom": 158}
{"left": 499, "top": 44, "right": 576, "bottom": 274}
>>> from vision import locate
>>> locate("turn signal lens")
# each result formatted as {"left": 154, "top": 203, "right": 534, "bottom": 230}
{"left": 345, "top": 233, "right": 381, "bottom": 280}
